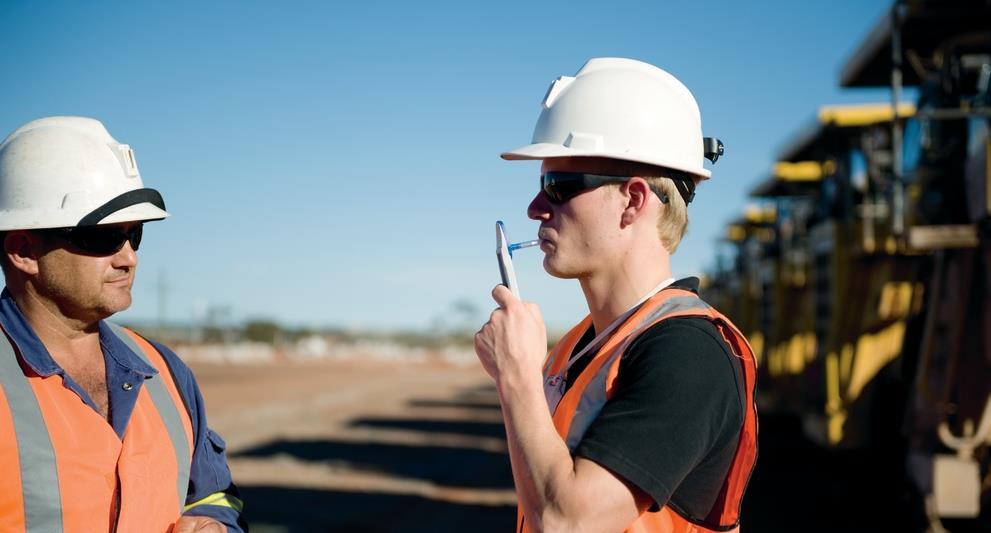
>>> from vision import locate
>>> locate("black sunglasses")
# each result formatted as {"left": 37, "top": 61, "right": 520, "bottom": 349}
{"left": 46, "top": 224, "right": 144, "bottom": 256}
{"left": 540, "top": 172, "right": 670, "bottom": 205}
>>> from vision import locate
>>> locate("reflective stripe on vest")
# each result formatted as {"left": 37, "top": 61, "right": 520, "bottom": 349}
{"left": 519, "top": 288, "right": 758, "bottom": 533}
{"left": 0, "top": 323, "right": 194, "bottom": 531}
{"left": 0, "top": 330, "right": 63, "bottom": 533}
{"left": 105, "top": 322, "right": 192, "bottom": 508}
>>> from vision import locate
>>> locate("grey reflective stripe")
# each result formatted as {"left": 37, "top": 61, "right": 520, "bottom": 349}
{"left": 564, "top": 296, "right": 712, "bottom": 450}
{"left": 564, "top": 330, "right": 643, "bottom": 450}
{"left": 637, "top": 296, "right": 712, "bottom": 326}
{"left": 0, "top": 331, "right": 64, "bottom": 533}
{"left": 565, "top": 346, "right": 623, "bottom": 451}
{"left": 105, "top": 323, "right": 191, "bottom": 508}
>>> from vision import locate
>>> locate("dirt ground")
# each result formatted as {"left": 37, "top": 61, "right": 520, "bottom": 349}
{"left": 193, "top": 359, "right": 940, "bottom": 533}
{"left": 191, "top": 359, "right": 516, "bottom": 533}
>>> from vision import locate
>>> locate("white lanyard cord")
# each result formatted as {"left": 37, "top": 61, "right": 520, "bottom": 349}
{"left": 562, "top": 277, "right": 676, "bottom": 370}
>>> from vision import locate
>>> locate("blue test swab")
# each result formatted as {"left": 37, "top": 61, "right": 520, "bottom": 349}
{"left": 508, "top": 239, "right": 540, "bottom": 257}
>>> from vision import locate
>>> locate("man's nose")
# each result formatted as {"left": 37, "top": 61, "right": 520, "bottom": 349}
{"left": 113, "top": 241, "right": 138, "bottom": 268}
{"left": 527, "top": 191, "right": 552, "bottom": 221}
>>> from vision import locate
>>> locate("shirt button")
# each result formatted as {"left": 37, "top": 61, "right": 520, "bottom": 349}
{"left": 122, "top": 382, "right": 134, "bottom": 391}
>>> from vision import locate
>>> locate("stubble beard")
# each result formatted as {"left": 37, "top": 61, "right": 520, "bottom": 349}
{"left": 41, "top": 273, "right": 133, "bottom": 324}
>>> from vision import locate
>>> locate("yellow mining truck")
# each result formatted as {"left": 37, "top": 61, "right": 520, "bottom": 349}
{"left": 843, "top": 1, "right": 990, "bottom": 528}
{"left": 748, "top": 102, "right": 921, "bottom": 450}
{"left": 710, "top": 1, "right": 991, "bottom": 528}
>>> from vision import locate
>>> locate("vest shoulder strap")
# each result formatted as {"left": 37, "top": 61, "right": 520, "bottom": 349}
{"left": 0, "top": 325, "right": 64, "bottom": 532}
{"left": 104, "top": 323, "right": 194, "bottom": 507}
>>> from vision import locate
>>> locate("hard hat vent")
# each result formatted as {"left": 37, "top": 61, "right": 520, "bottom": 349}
{"left": 542, "top": 76, "right": 574, "bottom": 109}
{"left": 563, "top": 132, "right": 603, "bottom": 152}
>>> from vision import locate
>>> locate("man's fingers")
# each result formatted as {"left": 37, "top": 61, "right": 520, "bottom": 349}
{"left": 491, "top": 284, "right": 517, "bottom": 307}
{"left": 173, "top": 516, "right": 224, "bottom": 533}
{"left": 524, "top": 302, "right": 543, "bottom": 321}
{"left": 474, "top": 324, "right": 490, "bottom": 352}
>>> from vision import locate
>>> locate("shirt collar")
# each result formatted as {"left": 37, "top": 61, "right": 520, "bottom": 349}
{"left": 669, "top": 276, "right": 701, "bottom": 294}
{"left": 0, "top": 288, "right": 157, "bottom": 378}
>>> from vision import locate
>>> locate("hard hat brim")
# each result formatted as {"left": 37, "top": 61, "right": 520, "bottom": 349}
{"left": 77, "top": 188, "right": 169, "bottom": 227}
{"left": 501, "top": 142, "right": 712, "bottom": 179}
{"left": 97, "top": 203, "right": 169, "bottom": 225}
{"left": 0, "top": 202, "right": 168, "bottom": 231}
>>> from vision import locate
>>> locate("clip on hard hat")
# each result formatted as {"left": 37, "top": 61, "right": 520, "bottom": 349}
{"left": 703, "top": 138, "right": 724, "bottom": 164}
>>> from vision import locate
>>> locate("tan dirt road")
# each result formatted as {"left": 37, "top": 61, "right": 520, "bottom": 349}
{"left": 192, "top": 359, "right": 516, "bottom": 533}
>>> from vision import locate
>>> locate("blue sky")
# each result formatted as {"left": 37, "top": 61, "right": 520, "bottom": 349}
{"left": 0, "top": 1, "right": 895, "bottom": 331}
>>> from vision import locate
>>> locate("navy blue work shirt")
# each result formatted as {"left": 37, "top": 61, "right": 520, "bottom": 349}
{"left": 0, "top": 289, "right": 247, "bottom": 532}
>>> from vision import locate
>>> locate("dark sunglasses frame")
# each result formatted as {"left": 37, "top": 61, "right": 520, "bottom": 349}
{"left": 540, "top": 172, "right": 670, "bottom": 205}
{"left": 45, "top": 223, "right": 144, "bottom": 256}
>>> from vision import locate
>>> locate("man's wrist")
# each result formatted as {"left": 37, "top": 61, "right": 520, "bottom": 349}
{"left": 496, "top": 369, "right": 544, "bottom": 404}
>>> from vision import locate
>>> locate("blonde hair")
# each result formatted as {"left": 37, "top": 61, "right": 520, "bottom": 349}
{"left": 644, "top": 171, "right": 699, "bottom": 254}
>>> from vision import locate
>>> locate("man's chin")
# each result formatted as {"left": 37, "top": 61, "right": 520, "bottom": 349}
{"left": 100, "top": 292, "right": 133, "bottom": 316}
{"left": 543, "top": 258, "right": 580, "bottom": 280}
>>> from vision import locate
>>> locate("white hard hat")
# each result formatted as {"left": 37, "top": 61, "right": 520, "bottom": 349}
{"left": 502, "top": 57, "right": 723, "bottom": 180}
{"left": 0, "top": 116, "right": 168, "bottom": 231}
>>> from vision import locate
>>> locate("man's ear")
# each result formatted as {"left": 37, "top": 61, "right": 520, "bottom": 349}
{"left": 5, "top": 232, "right": 43, "bottom": 276}
{"left": 620, "top": 178, "right": 652, "bottom": 227}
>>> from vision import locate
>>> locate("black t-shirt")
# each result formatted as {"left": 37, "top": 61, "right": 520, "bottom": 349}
{"left": 565, "top": 278, "right": 745, "bottom": 522}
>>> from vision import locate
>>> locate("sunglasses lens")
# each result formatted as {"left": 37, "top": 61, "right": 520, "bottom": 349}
{"left": 541, "top": 173, "right": 586, "bottom": 204}
{"left": 127, "top": 225, "right": 142, "bottom": 251}
{"left": 56, "top": 224, "right": 143, "bottom": 255}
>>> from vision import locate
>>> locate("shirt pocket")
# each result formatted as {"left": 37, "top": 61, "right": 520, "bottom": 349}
{"left": 206, "top": 428, "right": 227, "bottom": 454}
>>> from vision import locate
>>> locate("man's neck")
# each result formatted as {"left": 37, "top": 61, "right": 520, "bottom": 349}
{"left": 579, "top": 251, "right": 673, "bottom": 334}
{"left": 11, "top": 285, "right": 111, "bottom": 420}
{"left": 13, "top": 286, "right": 102, "bottom": 365}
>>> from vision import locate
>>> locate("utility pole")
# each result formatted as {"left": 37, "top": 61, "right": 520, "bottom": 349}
{"left": 157, "top": 268, "right": 168, "bottom": 333}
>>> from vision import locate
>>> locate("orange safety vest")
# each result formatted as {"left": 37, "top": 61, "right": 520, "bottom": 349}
{"left": 0, "top": 322, "right": 194, "bottom": 533}
{"left": 518, "top": 288, "right": 758, "bottom": 533}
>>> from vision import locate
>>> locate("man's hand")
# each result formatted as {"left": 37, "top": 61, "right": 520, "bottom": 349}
{"left": 474, "top": 284, "right": 548, "bottom": 386}
{"left": 173, "top": 515, "right": 226, "bottom": 533}
{"left": 474, "top": 286, "right": 648, "bottom": 531}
